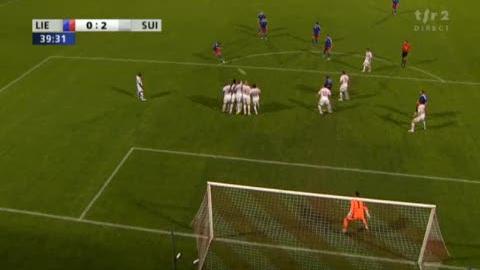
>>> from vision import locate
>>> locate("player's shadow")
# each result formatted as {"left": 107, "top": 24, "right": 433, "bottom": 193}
{"left": 373, "top": 9, "right": 418, "bottom": 27}
{"left": 235, "top": 23, "right": 255, "bottom": 30}
{"left": 296, "top": 84, "right": 316, "bottom": 94}
{"left": 429, "top": 111, "right": 459, "bottom": 118}
{"left": 261, "top": 102, "right": 294, "bottom": 114}
{"left": 188, "top": 95, "right": 219, "bottom": 111}
{"left": 398, "top": 9, "right": 418, "bottom": 16}
{"left": 335, "top": 103, "right": 360, "bottom": 113}
{"left": 234, "top": 24, "right": 258, "bottom": 36}
{"left": 412, "top": 58, "right": 438, "bottom": 65}
{"left": 134, "top": 200, "right": 192, "bottom": 230}
{"left": 376, "top": 104, "right": 409, "bottom": 116}
{"left": 372, "top": 14, "right": 392, "bottom": 27}
{"left": 270, "top": 31, "right": 310, "bottom": 43}
{"left": 332, "top": 36, "right": 346, "bottom": 43}
{"left": 330, "top": 58, "right": 358, "bottom": 70}
{"left": 289, "top": 33, "right": 310, "bottom": 43}
{"left": 150, "top": 91, "right": 171, "bottom": 100}
{"left": 111, "top": 86, "right": 135, "bottom": 97}
{"left": 427, "top": 120, "right": 458, "bottom": 130}
{"left": 225, "top": 37, "right": 255, "bottom": 51}
{"left": 374, "top": 64, "right": 399, "bottom": 72}
{"left": 377, "top": 105, "right": 459, "bottom": 130}
{"left": 192, "top": 52, "right": 213, "bottom": 61}
{"left": 333, "top": 51, "right": 357, "bottom": 57}
{"left": 351, "top": 93, "right": 376, "bottom": 100}
{"left": 288, "top": 98, "right": 313, "bottom": 111}
{"left": 375, "top": 113, "right": 410, "bottom": 128}
{"left": 266, "top": 26, "right": 288, "bottom": 33}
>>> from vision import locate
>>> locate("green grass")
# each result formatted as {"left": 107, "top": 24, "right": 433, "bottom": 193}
{"left": 0, "top": 0, "right": 479, "bottom": 269}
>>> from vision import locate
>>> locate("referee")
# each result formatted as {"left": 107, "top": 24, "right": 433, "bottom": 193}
{"left": 401, "top": 40, "right": 411, "bottom": 68}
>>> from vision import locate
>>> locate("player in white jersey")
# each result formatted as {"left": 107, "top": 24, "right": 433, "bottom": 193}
{"left": 318, "top": 87, "right": 332, "bottom": 114}
{"left": 362, "top": 48, "right": 373, "bottom": 73}
{"left": 250, "top": 84, "right": 261, "bottom": 115}
{"left": 136, "top": 73, "right": 146, "bottom": 101}
{"left": 235, "top": 81, "right": 244, "bottom": 114}
{"left": 409, "top": 103, "right": 427, "bottom": 133}
{"left": 242, "top": 81, "right": 252, "bottom": 115}
{"left": 339, "top": 71, "right": 350, "bottom": 101}
{"left": 222, "top": 80, "right": 236, "bottom": 113}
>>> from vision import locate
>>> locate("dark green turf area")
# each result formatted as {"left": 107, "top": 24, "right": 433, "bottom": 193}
{"left": 0, "top": 0, "right": 479, "bottom": 269}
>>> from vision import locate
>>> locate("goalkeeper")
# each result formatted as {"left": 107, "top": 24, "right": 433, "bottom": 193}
{"left": 342, "top": 192, "right": 371, "bottom": 233}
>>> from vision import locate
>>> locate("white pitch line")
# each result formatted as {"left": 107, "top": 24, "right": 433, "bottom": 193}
{"left": 0, "top": 0, "right": 20, "bottom": 8}
{"left": 0, "top": 56, "right": 52, "bottom": 94}
{"left": 423, "top": 263, "right": 474, "bottom": 270}
{"left": 133, "top": 147, "right": 480, "bottom": 185}
{"left": 230, "top": 50, "right": 446, "bottom": 83}
{"left": 405, "top": 65, "right": 445, "bottom": 83}
{"left": 227, "top": 50, "right": 305, "bottom": 63}
{"left": 51, "top": 55, "right": 480, "bottom": 86}
{"left": 79, "top": 147, "right": 135, "bottom": 220}
{"left": 217, "top": 237, "right": 416, "bottom": 266}
{"left": 0, "top": 206, "right": 470, "bottom": 270}
{"left": 0, "top": 206, "right": 197, "bottom": 238}
{"left": 338, "top": 52, "right": 446, "bottom": 83}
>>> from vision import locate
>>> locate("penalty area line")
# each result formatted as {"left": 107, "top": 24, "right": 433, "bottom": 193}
{"left": 78, "top": 147, "right": 135, "bottom": 220}
{"left": 0, "top": 56, "right": 53, "bottom": 94}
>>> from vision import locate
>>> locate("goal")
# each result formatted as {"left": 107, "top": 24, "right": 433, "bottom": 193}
{"left": 192, "top": 182, "right": 449, "bottom": 270}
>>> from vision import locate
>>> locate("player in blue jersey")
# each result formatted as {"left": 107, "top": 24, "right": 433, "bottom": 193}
{"left": 257, "top": 12, "right": 266, "bottom": 34}
{"left": 312, "top": 22, "right": 321, "bottom": 45}
{"left": 259, "top": 17, "right": 268, "bottom": 39}
{"left": 324, "top": 75, "right": 333, "bottom": 90}
{"left": 213, "top": 41, "right": 225, "bottom": 63}
{"left": 418, "top": 90, "right": 428, "bottom": 105}
{"left": 258, "top": 12, "right": 266, "bottom": 22}
{"left": 392, "top": 0, "right": 400, "bottom": 15}
{"left": 324, "top": 35, "right": 333, "bottom": 60}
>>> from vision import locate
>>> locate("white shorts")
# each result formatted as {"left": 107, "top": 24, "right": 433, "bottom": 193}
{"left": 363, "top": 60, "right": 371, "bottom": 67}
{"left": 252, "top": 96, "right": 260, "bottom": 105}
{"left": 137, "top": 86, "right": 144, "bottom": 93}
{"left": 223, "top": 93, "right": 232, "bottom": 104}
{"left": 235, "top": 93, "right": 242, "bottom": 103}
{"left": 319, "top": 97, "right": 330, "bottom": 106}
{"left": 340, "top": 84, "right": 348, "bottom": 92}
{"left": 414, "top": 114, "right": 426, "bottom": 123}
{"left": 243, "top": 94, "right": 251, "bottom": 105}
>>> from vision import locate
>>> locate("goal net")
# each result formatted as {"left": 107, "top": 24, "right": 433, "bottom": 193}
{"left": 192, "top": 182, "right": 449, "bottom": 270}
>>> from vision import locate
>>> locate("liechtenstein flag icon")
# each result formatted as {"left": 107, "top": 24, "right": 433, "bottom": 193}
{"left": 63, "top": 19, "right": 75, "bottom": 32}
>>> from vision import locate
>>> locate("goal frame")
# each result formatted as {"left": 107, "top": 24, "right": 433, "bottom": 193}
{"left": 202, "top": 181, "right": 446, "bottom": 269}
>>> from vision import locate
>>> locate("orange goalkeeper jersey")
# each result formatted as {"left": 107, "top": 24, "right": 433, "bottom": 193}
{"left": 350, "top": 199, "right": 368, "bottom": 219}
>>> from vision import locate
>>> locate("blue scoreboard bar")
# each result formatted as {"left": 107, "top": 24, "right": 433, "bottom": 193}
{"left": 32, "top": 32, "right": 76, "bottom": 46}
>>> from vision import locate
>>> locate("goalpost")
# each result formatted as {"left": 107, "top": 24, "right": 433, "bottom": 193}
{"left": 192, "top": 182, "right": 449, "bottom": 270}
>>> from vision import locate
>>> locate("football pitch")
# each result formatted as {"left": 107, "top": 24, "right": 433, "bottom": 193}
{"left": 1, "top": 0, "right": 479, "bottom": 269}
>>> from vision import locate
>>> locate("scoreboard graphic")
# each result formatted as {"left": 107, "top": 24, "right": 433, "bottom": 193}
{"left": 32, "top": 19, "right": 162, "bottom": 45}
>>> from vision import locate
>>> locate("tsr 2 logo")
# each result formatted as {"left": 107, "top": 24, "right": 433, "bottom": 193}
{"left": 415, "top": 9, "right": 449, "bottom": 23}
{"left": 414, "top": 9, "right": 450, "bottom": 32}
